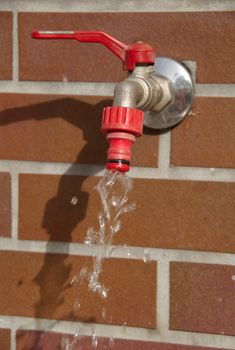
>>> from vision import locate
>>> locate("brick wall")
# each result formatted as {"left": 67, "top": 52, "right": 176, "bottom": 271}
{"left": 0, "top": 1, "right": 234, "bottom": 349}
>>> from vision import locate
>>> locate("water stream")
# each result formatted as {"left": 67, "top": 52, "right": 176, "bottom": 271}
{"left": 63, "top": 170, "right": 136, "bottom": 349}
{"left": 85, "top": 170, "right": 135, "bottom": 299}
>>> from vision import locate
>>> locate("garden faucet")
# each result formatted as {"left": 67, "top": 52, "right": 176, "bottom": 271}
{"left": 32, "top": 30, "right": 194, "bottom": 172}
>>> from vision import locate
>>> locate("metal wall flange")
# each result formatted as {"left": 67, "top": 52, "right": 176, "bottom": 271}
{"left": 143, "top": 57, "right": 195, "bottom": 129}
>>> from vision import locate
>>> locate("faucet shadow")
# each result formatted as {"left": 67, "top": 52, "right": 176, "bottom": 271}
{"left": 0, "top": 97, "right": 112, "bottom": 349}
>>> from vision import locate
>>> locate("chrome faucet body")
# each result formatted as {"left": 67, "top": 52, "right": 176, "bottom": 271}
{"left": 32, "top": 30, "right": 195, "bottom": 172}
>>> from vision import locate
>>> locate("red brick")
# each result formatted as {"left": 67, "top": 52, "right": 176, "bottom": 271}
{"left": 0, "top": 12, "right": 12, "bottom": 80}
{"left": 0, "top": 329, "right": 10, "bottom": 350}
{"left": 19, "top": 175, "right": 235, "bottom": 254}
{"left": 19, "top": 12, "right": 235, "bottom": 83}
{"left": 0, "top": 172, "right": 11, "bottom": 237}
{"left": 171, "top": 98, "right": 235, "bottom": 168}
{"left": 0, "top": 93, "right": 158, "bottom": 167}
{"left": 170, "top": 262, "right": 235, "bottom": 335}
{"left": 16, "top": 330, "right": 231, "bottom": 350}
{"left": 0, "top": 251, "right": 156, "bottom": 328}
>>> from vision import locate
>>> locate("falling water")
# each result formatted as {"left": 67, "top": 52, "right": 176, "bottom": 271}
{"left": 63, "top": 170, "right": 135, "bottom": 349}
{"left": 85, "top": 170, "right": 135, "bottom": 300}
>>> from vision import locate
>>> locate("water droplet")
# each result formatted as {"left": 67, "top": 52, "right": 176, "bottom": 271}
{"left": 101, "top": 287, "right": 108, "bottom": 299}
{"left": 123, "top": 244, "right": 132, "bottom": 257}
{"left": 79, "top": 267, "right": 88, "bottom": 283}
{"left": 123, "top": 202, "right": 136, "bottom": 213}
{"left": 65, "top": 344, "right": 73, "bottom": 350}
{"left": 101, "top": 307, "right": 107, "bottom": 319}
{"left": 61, "top": 335, "right": 68, "bottom": 348}
{"left": 94, "top": 255, "right": 102, "bottom": 274}
{"left": 115, "top": 202, "right": 136, "bottom": 220}
{"left": 122, "top": 321, "right": 127, "bottom": 333}
{"left": 105, "top": 245, "right": 114, "bottom": 257}
{"left": 63, "top": 74, "right": 68, "bottom": 82}
{"left": 111, "top": 220, "right": 121, "bottom": 234}
{"left": 73, "top": 331, "right": 80, "bottom": 341}
{"left": 61, "top": 336, "right": 73, "bottom": 350}
{"left": 84, "top": 238, "right": 92, "bottom": 246}
{"left": 70, "top": 275, "right": 79, "bottom": 287}
{"left": 98, "top": 213, "right": 106, "bottom": 230}
{"left": 111, "top": 194, "right": 122, "bottom": 207}
{"left": 71, "top": 196, "right": 78, "bottom": 206}
{"left": 74, "top": 299, "right": 81, "bottom": 310}
{"left": 84, "top": 227, "right": 96, "bottom": 246}
{"left": 105, "top": 170, "right": 118, "bottom": 187}
{"left": 88, "top": 268, "right": 103, "bottom": 294}
{"left": 92, "top": 333, "right": 98, "bottom": 348}
{"left": 109, "top": 337, "right": 115, "bottom": 347}
{"left": 143, "top": 249, "right": 151, "bottom": 263}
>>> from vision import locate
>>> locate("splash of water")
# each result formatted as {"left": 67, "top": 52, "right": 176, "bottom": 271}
{"left": 91, "top": 331, "right": 98, "bottom": 348}
{"left": 64, "top": 170, "right": 135, "bottom": 350}
{"left": 143, "top": 248, "right": 151, "bottom": 263}
{"left": 84, "top": 170, "right": 135, "bottom": 298}
{"left": 109, "top": 337, "right": 115, "bottom": 347}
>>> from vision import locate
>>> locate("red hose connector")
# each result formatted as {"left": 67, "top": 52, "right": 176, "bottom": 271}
{"left": 101, "top": 106, "right": 144, "bottom": 172}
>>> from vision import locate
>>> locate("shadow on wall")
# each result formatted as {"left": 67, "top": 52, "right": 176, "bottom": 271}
{"left": 0, "top": 97, "right": 112, "bottom": 349}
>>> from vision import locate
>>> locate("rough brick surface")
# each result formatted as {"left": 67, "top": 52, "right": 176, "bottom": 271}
{"left": 0, "top": 329, "right": 11, "bottom": 350}
{"left": 171, "top": 98, "right": 235, "bottom": 168}
{"left": 0, "top": 93, "right": 158, "bottom": 166}
{"left": 19, "top": 12, "right": 235, "bottom": 83}
{"left": 0, "top": 172, "right": 11, "bottom": 237}
{"left": 0, "top": 251, "right": 156, "bottom": 328}
{"left": 17, "top": 330, "right": 231, "bottom": 350}
{"left": 170, "top": 262, "right": 235, "bottom": 335}
{"left": 0, "top": 12, "right": 12, "bottom": 80}
{"left": 19, "top": 174, "right": 235, "bottom": 254}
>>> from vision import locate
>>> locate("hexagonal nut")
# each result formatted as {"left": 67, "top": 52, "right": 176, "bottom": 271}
{"left": 152, "top": 76, "right": 172, "bottom": 112}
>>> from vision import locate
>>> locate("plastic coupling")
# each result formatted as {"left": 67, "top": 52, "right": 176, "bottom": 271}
{"left": 101, "top": 106, "right": 144, "bottom": 172}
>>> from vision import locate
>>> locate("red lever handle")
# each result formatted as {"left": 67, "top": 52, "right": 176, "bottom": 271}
{"left": 32, "top": 30, "right": 156, "bottom": 71}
